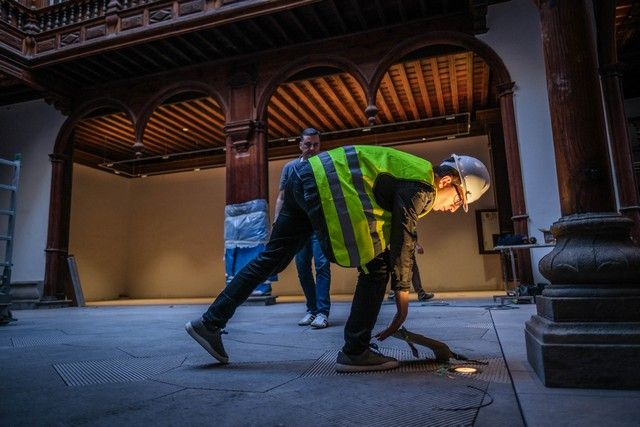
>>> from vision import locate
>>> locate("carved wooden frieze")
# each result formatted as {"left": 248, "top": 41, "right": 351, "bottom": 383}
{"left": 36, "top": 38, "right": 56, "bottom": 53}
{"left": 85, "top": 24, "right": 106, "bottom": 40}
{"left": 121, "top": 14, "right": 144, "bottom": 31}
{"left": 0, "top": 32, "right": 21, "bottom": 50}
{"left": 180, "top": 0, "right": 204, "bottom": 17}
{"left": 60, "top": 31, "right": 80, "bottom": 47}
{"left": 149, "top": 7, "right": 173, "bottom": 24}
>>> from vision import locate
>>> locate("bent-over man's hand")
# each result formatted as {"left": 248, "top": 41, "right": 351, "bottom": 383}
{"left": 374, "top": 289, "right": 410, "bottom": 341}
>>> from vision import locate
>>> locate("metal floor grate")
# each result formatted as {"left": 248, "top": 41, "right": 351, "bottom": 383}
{"left": 302, "top": 349, "right": 509, "bottom": 383}
{"left": 53, "top": 355, "right": 186, "bottom": 386}
{"left": 11, "top": 335, "right": 75, "bottom": 348}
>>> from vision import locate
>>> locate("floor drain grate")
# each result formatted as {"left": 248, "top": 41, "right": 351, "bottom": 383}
{"left": 53, "top": 355, "right": 186, "bottom": 386}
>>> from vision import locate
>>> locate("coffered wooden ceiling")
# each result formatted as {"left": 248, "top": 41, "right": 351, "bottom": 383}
{"left": 73, "top": 49, "right": 493, "bottom": 176}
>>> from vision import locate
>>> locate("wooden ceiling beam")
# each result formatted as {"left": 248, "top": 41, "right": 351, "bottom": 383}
{"left": 112, "top": 49, "right": 151, "bottom": 73}
{"left": 429, "top": 57, "right": 446, "bottom": 115}
{"left": 307, "top": 7, "right": 330, "bottom": 37}
{"left": 374, "top": 0, "right": 387, "bottom": 25}
{"left": 155, "top": 105, "right": 214, "bottom": 144}
{"left": 211, "top": 28, "right": 240, "bottom": 54}
{"left": 349, "top": 0, "right": 367, "bottom": 29}
{"left": 300, "top": 80, "right": 348, "bottom": 129}
{"left": 326, "top": 0, "right": 347, "bottom": 33}
{"left": 316, "top": 77, "right": 360, "bottom": 128}
{"left": 267, "top": 104, "right": 301, "bottom": 136}
{"left": 159, "top": 40, "right": 193, "bottom": 65}
{"left": 191, "top": 32, "right": 225, "bottom": 57}
{"left": 173, "top": 36, "right": 209, "bottom": 62}
{"left": 246, "top": 20, "right": 275, "bottom": 48}
{"left": 286, "top": 9, "right": 312, "bottom": 41}
{"left": 412, "top": 60, "right": 433, "bottom": 118}
{"left": 143, "top": 119, "right": 196, "bottom": 151}
{"left": 265, "top": 15, "right": 292, "bottom": 44}
{"left": 178, "top": 102, "right": 226, "bottom": 141}
{"left": 330, "top": 75, "right": 368, "bottom": 125}
{"left": 163, "top": 104, "right": 223, "bottom": 143}
{"left": 74, "top": 126, "right": 132, "bottom": 156}
{"left": 381, "top": 73, "right": 408, "bottom": 122}
{"left": 448, "top": 55, "right": 459, "bottom": 113}
{"left": 466, "top": 52, "right": 474, "bottom": 112}
{"left": 192, "top": 99, "right": 226, "bottom": 123}
{"left": 287, "top": 82, "right": 336, "bottom": 130}
{"left": 375, "top": 91, "right": 394, "bottom": 123}
{"left": 266, "top": 114, "right": 293, "bottom": 138}
{"left": 396, "top": 63, "right": 420, "bottom": 120}
{"left": 273, "top": 86, "right": 324, "bottom": 130}
{"left": 75, "top": 123, "right": 134, "bottom": 151}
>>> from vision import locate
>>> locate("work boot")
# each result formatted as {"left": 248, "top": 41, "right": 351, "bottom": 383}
{"left": 185, "top": 318, "right": 229, "bottom": 364}
{"left": 335, "top": 348, "right": 399, "bottom": 373}
{"left": 298, "top": 312, "right": 316, "bottom": 326}
{"left": 417, "top": 291, "right": 434, "bottom": 301}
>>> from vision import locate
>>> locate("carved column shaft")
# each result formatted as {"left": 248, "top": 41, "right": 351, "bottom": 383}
{"left": 43, "top": 152, "right": 73, "bottom": 300}
{"left": 497, "top": 83, "right": 533, "bottom": 284}
{"left": 224, "top": 72, "right": 268, "bottom": 205}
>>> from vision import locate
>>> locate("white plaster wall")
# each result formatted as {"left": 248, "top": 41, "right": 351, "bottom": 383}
{"left": 125, "top": 168, "right": 227, "bottom": 298}
{"left": 0, "top": 100, "right": 66, "bottom": 282}
{"left": 479, "top": 0, "right": 559, "bottom": 283}
{"left": 69, "top": 165, "right": 130, "bottom": 300}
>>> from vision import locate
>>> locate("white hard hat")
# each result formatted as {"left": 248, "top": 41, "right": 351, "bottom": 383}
{"left": 441, "top": 154, "right": 491, "bottom": 212}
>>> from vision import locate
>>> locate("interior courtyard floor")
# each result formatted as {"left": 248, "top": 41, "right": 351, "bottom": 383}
{"left": 1, "top": 293, "right": 639, "bottom": 426}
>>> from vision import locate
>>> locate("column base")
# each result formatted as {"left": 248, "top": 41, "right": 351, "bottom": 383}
{"left": 526, "top": 314, "right": 640, "bottom": 389}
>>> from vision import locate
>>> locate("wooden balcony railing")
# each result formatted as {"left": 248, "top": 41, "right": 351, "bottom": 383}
{"left": 0, "top": 0, "right": 259, "bottom": 58}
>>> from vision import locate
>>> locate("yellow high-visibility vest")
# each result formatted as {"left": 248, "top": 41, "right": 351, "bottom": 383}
{"left": 308, "top": 145, "right": 434, "bottom": 267}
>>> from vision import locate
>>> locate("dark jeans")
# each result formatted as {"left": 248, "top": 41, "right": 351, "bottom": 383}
{"left": 203, "top": 171, "right": 389, "bottom": 355}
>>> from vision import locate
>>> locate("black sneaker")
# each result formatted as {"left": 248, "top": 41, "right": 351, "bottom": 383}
{"left": 335, "top": 348, "right": 399, "bottom": 373}
{"left": 185, "top": 318, "right": 229, "bottom": 364}
{"left": 418, "top": 292, "right": 434, "bottom": 301}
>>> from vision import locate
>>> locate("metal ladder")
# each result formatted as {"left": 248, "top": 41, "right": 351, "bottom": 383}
{"left": 0, "top": 154, "right": 21, "bottom": 324}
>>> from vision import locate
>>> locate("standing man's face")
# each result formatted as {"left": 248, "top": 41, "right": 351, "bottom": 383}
{"left": 299, "top": 134, "right": 321, "bottom": 160}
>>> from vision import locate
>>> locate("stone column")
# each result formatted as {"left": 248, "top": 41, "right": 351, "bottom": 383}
{"left": 525, "top": 0, "right": 640, "bottom": 389}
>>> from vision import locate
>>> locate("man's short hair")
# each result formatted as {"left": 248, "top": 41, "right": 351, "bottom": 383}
{"left": 300, "top": 128, "right": 320, "bottom": 139}
{"left": 434, "top": 158, "right": 462, "bottom": 186}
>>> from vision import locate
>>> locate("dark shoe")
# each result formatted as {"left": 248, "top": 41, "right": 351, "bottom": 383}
{"left": 418, "top": 292, "right": 434, "bottom": 301}
{"left": 335, "top": 348, "right": 399, "bottom": 373}
{"left": 185, "top": 318, "right": 229, "bottom": 364}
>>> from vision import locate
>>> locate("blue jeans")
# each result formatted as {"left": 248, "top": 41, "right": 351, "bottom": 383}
{"left": 295, "top": 234, "right": 331, "bottom": 316}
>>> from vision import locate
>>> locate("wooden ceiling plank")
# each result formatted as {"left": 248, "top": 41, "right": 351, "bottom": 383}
{"left": 167, "top": 103, "right": 225, "bottom": 142}
{"left": 397, "top": 0, "right": 408, "bottom": 21}
{"left": 267, "top": 104, "right": 301, "bottom": 136}
{"left": 265, "top": 15, "right": 292, "bottom": 44}
{"left": 326, "top": 0, "right": 347, "bottom": 33}
{"left": 396, "top": 63, "right": 420, "bottom": 120}
{"left": 146, "top": 44, "right": 180, "bottom": 68}
{"left": 192, "top": 98, "right": 226, "bottom": 123}
{"left": 112, "top": 49, "right": 152, "bottom": 73}
{"left": 266, "top": 114, "right": 292, "bottom": 138}
{"left": 159, "top": 105, "right": 216, "bottom": 143}
{"left": 54, "top": 63, "right": 92, "bottom": 86}
{"left": 75, "top": 122, "right": 134, "bottom": 150}
{"left": 144, "top": 118, "right": 197, "bottom": 151}
{"left": 81, "top": 57, "right": 121, "bottom": 80}
{"left": 288, "top": 82, "right": 336, "bottom": 130}
{"left": 307, "top": 7, "right": 330, "bottom": 37}
{"left": 316, "top": 77, "right": 360, "bottom": 128}
{"left": 374, "top": 0, "right": 387, "bottom": 25}
{"left": 429, "top": 57, "right": 446, "bottom": 115}
{"left": 480, "top": 62, "right": 489, "bottom": 106}
{"left": 349, "top": 0, "right": 367, "bottom": 29}
{"left": 211, "top": 28, "right": 240, "bottom": 54}
{"left": 228, "top": 22, "right": 260, "bottom": 51}
{"left": 286, "top": 9, "right": 312, "bottom": 41}
{"left": 273, "top": 86, "right": 324, "bottom": 130}
{"left": 412, "top": 60, "right": 433, "bottom": 117}
{"left": 330, "top": 75, "right": 368, "bottom": 124}
{"left": 448, "top": 55, "right": 459, "bottom": 113}
{"left": 74, "top": 126, "right": 132, "bottom": 154}
{"left": 159, "top": 39, "right": 193, "bottom": 65}
{"left": 94, "top": 54, "right": 134, "bottom": 76}
{"left": 191, "top": 32, "right": 225, "bottom": 57}
{"left": 466, "top": 52, "right": 474, "bottom": 112}
{"left": 381, "top": 73, "right": 408, "bottom": 122}
{"left": 374, "top": 91, "right": 394, "bottom": 123}
{"left": 247, "top": 20, "right": 275, "bottom": 48}
{"left": 178, "top": 102, "right": 226, "bottom": 140}
{"left": 173, "top": 36, "right": 210, "bottom": 62}
{"left": 300, "top": 80, "right": 348, "bottom": 129}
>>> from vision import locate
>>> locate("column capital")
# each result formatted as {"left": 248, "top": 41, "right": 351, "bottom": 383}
{"left": 496, "top": 81, "right": 516, "bottom": 97}
{"left": 224, "top": 119, "right": 256, "bottom": 154}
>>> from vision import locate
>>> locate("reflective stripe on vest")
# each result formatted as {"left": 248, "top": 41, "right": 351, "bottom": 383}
{"left": 308, "top": 145, "right": 434, "bottom": 267}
